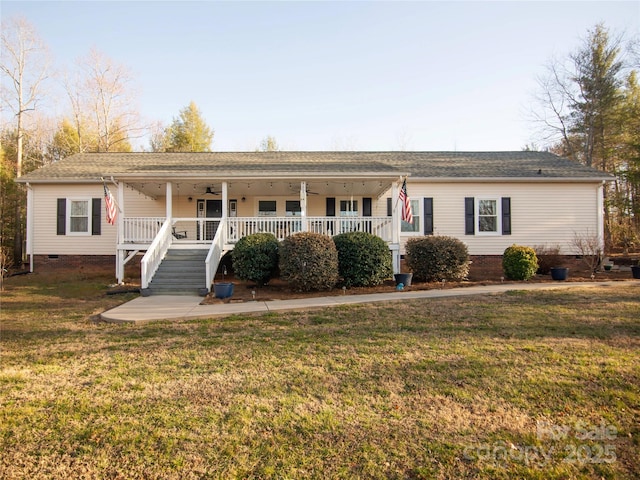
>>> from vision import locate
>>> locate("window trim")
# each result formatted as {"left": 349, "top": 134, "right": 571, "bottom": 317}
{"left": 475, "top": 197, "right": 502, "bottom": 236}
{"left": 66, "top": 198, "right": 92, "bottom": 236}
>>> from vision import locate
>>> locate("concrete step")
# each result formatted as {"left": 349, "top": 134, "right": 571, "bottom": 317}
{"left": 146, "top": 248, "right": 209, "bottom": 295}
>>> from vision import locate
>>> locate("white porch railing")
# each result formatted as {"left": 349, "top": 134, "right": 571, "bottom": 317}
{"left": 123, "top": 217, "right": 165, "bottom": 243}
{"left": 129, "top": 215, "right": 396, "bottom": 289}
{"left": 140, "top": 219, "right": 172, "bottom": 289}
{"left": 306, "top": 216, "right": 393, "bottom": 242}
{"left": 225, "top": 216, "right": 393, "bottom": 243}
{"left": 205, "top": 216, "right": 227, "bottom": 291}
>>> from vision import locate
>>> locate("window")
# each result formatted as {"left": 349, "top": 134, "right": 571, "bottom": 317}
{"left": 401, "top": 199, "right": 421, "bottom": 233}
{"left": 69, "top": 199, "right": 90, "bottom": 234}
{"left": 339, "top": 200, "right": 358, "bottom": 216}
{"left": 477, "top": 199, "right": 498, "bottom": 233}
{"left": 465, "top": 197, "right": 511, "bottom": 236}
{"left": 57, "top": 197, "right": 101, "bottom": 236}
{"left": 258, "top": 200, "right": 277, "bottom": 216}
{"left": 286, "top": 200, "right": 301, "bottom": 216}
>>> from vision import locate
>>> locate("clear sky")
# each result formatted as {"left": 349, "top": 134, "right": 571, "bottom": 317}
{"left": 1, "top": 0, "right": 639, "bottom": 151}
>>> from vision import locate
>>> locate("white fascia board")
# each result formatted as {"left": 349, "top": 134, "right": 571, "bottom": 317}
{"left": 410, "top": 176, "right": 613, "bottom": 183}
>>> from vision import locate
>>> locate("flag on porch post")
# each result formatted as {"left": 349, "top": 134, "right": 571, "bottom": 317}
{"left": 104, "top": 184, "right": 117, "bottom": 225}
{"left": 399, "top": 178, "right": 413, "bottom": 224}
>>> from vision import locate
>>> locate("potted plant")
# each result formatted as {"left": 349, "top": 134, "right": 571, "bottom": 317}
{"left": 550, "top": 265, "right": 569, "bottom": 281}
{"left": 213, "top": 282, "right": 234, "bottom": 299}
{"left": 393, "top": 272, "right": 413, "bottom": 287}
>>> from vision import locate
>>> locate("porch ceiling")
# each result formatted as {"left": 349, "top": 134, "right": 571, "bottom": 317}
{"left": 126, "top": 178, "right": 397, "bottom": 199}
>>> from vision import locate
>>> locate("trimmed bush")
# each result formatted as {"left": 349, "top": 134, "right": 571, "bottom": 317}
{"left": 503, "top": 245, "right": 539, "bottom": 280}
{"left": 333, "top": 231, "right": 393, "bottom": 287}
{"left": 279, "top": 232, "right": 339, "bottom": 292}
{"left": 405, "top": 236, "right": 470, "bottom": 282}
{"left": 231, "top": 233, "right": 279, "bottom": 285}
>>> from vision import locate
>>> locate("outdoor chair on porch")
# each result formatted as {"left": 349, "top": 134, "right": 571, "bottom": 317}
{"left": 172, "top": 227, "right": 187, "bottom": 239}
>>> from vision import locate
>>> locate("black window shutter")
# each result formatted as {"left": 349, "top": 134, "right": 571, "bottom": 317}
{"left": 424, "top": 197, "right": 433, "bottom": 235}
{"left": 57, "top": 198, "right": 66, "bottom": 235}
{"left": 465, "top": 197, "right": 475, "bottom": 235}
{"left": 502, "top": 197, "right": 511, "bottom": 235}
{"left": 92, "top": 198, "right": 101, "bottom": 235}
{"left": 386, "top": 198, "right": 392, "bottom": 216}
{"left": 363, "top": 197, "right": 372, "bottom": 217}
{"left": 326, "top": 197, "right": 336, "bottom": 217}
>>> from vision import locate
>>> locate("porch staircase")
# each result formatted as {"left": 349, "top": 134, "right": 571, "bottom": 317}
{"left": 146, "top": 248, "right": 208, "bottom": 295}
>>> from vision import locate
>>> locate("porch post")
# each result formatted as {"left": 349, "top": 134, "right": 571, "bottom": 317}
{"left": 117, "top": 181, "right": 124, "bottom": 245}
{"left": 300, "top": 181, "right": 308, "bottom": 232}
{"left": 391, "top": 180, "right": 401, "bottom": 273}
{"left": 222, "top": 181, "right": 228, "bottom": 243}
{"left": 221, "top": 181, "right": 228, "bottom": 217}
{"left": 116, "top": 180, "right": 125, "bottom": 283}
{"left": 166, "top": 182, "right": 173, "bottom": 220}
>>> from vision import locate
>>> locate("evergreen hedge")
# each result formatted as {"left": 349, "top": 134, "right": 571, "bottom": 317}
{"left": 405, "top": 236, "right": 470, "bottom": 282}
{"left": 333, "top": 231, "right": 392, "bottom": 287}
{"left": 231, "top": 233, "right": 279, "bottom": 285}
{"left": 502, "top": 245, "right": 539, "bottom": 280}
{"left": 279, "top": 232, "right": 339, "bottom": 291}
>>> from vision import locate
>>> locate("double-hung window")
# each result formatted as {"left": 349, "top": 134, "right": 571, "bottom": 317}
{"left": 68, "top": 199, "right": 91, "bottom": 235}
{"left": 401, "top": 199, "right": 421, "bottom": 233}
{"left": 477, "top": 199, "right": 499, "bottom": 234}
{"left": 465, "top": 197, "right": 511, "bottom": 236}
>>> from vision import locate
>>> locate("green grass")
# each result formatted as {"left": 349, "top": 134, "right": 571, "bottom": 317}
{"left": 1, "top": 272, "right": 639, "bottom": 479}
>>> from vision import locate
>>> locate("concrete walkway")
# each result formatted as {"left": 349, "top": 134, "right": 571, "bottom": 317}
{"left": 100, "top": 280, "right": 636, "bottom": 324}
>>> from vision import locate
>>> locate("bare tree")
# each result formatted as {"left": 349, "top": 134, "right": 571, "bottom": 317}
{"left": 0, "top": 16, "right": 50, "bottom": 177}
{"left": 0, "top": 16, "right": 50, "bottom": 265}
{"left": 68, "top": 48, "right": 144, "bottom": 152}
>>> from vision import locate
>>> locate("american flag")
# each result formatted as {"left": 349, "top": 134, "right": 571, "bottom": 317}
{"left": 399, "top": 178, "right": 413, "bottom": 224}
{"left": 104, "top": 184, "right": 117, "bottom": 225}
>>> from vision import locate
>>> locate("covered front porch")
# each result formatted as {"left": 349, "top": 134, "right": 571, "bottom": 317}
{"left": 112, "top": 176, "right": 406, "bottom": 292}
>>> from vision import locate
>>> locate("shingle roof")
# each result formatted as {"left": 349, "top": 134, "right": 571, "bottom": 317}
{"left": 17, "top": 151, "right": 611, "bottom": 182}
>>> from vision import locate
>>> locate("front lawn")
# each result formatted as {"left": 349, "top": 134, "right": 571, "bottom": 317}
{"left": 1, "top": 272, "right": 638, "bottom": 479}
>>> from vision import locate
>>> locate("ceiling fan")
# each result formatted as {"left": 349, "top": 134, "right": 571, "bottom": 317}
{"left": 205, "top": 186, "right": 220, "bottom": 195}
{"left": 289, "top": 184, "right": 319, "bottom": 195}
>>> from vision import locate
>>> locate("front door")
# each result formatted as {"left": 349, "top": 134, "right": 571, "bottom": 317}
{"left": 197, "top": 199, "right": 222, "bottom": 240}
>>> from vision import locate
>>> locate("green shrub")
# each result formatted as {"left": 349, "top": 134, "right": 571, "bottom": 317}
{"left": 405, "top": 236, "right": 470, "bottom": 282}
{"left": 503, "top": 245, "right": 539, "bottom": 280}
{"left": 333, "top": 231, "right": 392, "bottom": 287}
{"left": 279, "top": 232, "right": 338, "bottom": 292}
{"left": 231, "top": 233, "right": 279, "bottom": 285}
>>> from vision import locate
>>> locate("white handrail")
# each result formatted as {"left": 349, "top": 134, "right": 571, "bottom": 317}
{"left": 140, "top": 219, "right": 172, "bottom": 289}
{"left": 205, "top": 216, "right": 227, "bottom": 291}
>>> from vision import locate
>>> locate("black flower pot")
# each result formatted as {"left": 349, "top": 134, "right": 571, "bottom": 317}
{"left": 550, "top": 267, "right": 569, "bottom": 281}
{"left": 631, "top": 265, "right": 640, "bottom": 279}
{"left": 394, "top": 273, "right": 413, "bottom": 286}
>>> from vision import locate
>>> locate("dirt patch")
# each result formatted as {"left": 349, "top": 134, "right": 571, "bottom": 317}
{"left": 202, "top": 267, "right": 635, "bottom": 305}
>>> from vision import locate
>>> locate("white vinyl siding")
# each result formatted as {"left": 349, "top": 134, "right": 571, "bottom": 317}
{"left": 31, "top": 184, "right": 162, "bottom": 255}
{"left": 384, "top": 182, "right": 602, "bottom": 255}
